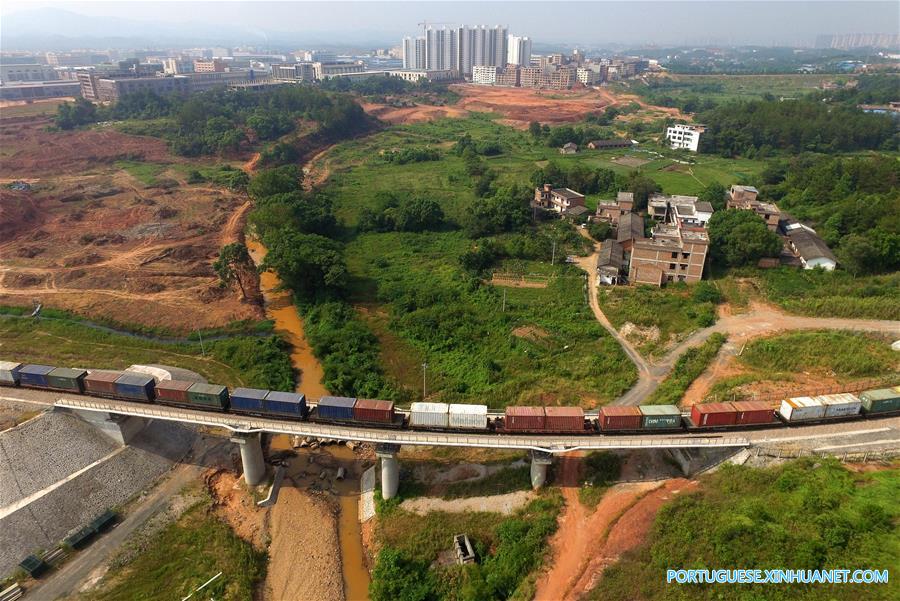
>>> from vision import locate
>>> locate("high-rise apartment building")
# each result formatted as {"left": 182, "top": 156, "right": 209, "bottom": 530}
{"left": 402, "top": 36, "right": 426, "bottom": 69}
{"left": 403, "top": 25, "right": 510, "bottom": 77}
{"left": 507, "top": 36, "right": 532, "bottom": 66}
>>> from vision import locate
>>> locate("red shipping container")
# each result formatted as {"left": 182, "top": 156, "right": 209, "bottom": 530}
{"left": 84, "top": 371, "right": 123, "bottom": 396}
{"left": 155, "top": 379, "right": 194, "bottom": 404}
{"left": 544, "top": 407, "right": 585, "bottom": 432}
{"left": 691, "top": 402, "right": 738, "bottom": 427}
{"left": 353, "top": 399, "right": 395, "bottom": 423}
{"left": 505, "top": 406, "right": 545, "bottom": 431}
{"left": 731, "top": 400, "right": 775, "bottom": 425}
{"left": 599, "top": 406, "right": 642, "bottom": 431}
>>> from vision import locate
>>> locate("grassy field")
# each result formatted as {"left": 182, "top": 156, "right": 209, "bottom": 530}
{"left": 87, "top": 493, "right": 266, "bottom": 601}
{"left": 0, "top": 316, "right": 293, "bottom": 390}
{"left": 649, "top": 73, "right": 848, "bottom": 102}
{"left": 114, "top": 160, "right": 170, "bottom": 185}
{"left": 646, "top": 333, "right": 728, "bottom": 405}
{"left": 740, "top": 331, "right": 898, "bottom": 378}
{"left": 0, "top": 98, "right": 73, "bottom": 120}
{"left": 759, "top": 269, "right": 900, "bottom": 321}
{"left": 589, "top": 459, "right": 900, "bottom": 601}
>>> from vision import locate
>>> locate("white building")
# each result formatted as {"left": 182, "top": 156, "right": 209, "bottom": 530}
{"left": 665, "top": 123, "right": 705, "bottom": 152}
{"left": 406, "top": 25, "right": 510, "bottom": 77}
{"left": 302, "top": 50, "right": 337, "bottom": 63}
{"left": 576, "top": 66, "right": 598, "bottom": 85}
{"left": 402, "top": 37, "right": 426, "bottom": 70}
{"left": 507, "top": 36, "right": 532, "bottom": 66}
{"left": 387, "top": 69, "right": 455, "bottom": 83}
{"left": 472, "top": 65, "right": 499, "bottom": 85}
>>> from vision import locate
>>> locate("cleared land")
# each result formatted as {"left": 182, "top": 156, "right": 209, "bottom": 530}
{"left": 0, "top": 117, "right": 262, "bottom": 332}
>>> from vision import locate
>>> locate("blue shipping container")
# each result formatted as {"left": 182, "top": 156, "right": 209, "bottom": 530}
{"left": 316, "top": 396, "right": 356, "bottom": 420}
{"left": 230, "top": 387, "right": 268, "bottom": 412}
{"left": 18, "top": 364, "right": 55, "bottom": 387}
{"left": 264, "top": 391, "right": 306, "bottom": 417}
{"left": 113, "top": 374, "right": 155, "bottom": 401}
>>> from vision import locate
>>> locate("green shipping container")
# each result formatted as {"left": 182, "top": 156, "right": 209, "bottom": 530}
{"left": 187, "top": 383, "right": 229, "bottom": 409}
{"left": 46, "top": 367, "right": 87, "bottom": 391}
{"left": 860, "top": 388, "right": 900, "bottom": 414}
{"left": 639, "top": 405, "right": 682, "bottom": 429}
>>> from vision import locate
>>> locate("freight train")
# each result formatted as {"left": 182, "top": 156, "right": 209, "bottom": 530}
{"left": 1, "top": 360, "right": 899, "bottom": 435}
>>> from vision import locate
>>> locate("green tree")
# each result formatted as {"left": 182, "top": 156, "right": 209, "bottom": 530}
{"left": 587, "top": 221, "right": 612, "bottom": 242}
{"left": 55, "top": 97, "right": 98, "bottom": 130}
{"left": 528, "top": 121, "right": 542, "bottom": 138}
{"left": 248, "top": 165, "right": 302, "bottom": 200}
{"left": 260, "top": 231, "right": 347, "bottom": 300}
{"left": 626, "top": 172, "right": 662, "bottom": 212}
{"left": 707, "top": 209, "right": 782, "bottom": 267}
{"left": 213, "top": 243, "right": 254, "bottom": 299}
{"left": 369, "top": 548, "right": 435, "bottom": 601}
{"left": 698, "top": 181, "right": 728, "bottom": 212}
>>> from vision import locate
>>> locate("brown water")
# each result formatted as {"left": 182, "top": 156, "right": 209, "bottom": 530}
{"left": 246, "top": 238, "right": 329, "bottom": 399}
{"left": 249, "top": 239, "right": 370, "bottom": 599}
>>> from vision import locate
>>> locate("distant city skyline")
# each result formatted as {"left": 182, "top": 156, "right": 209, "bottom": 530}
{"left": 1, "top": 1, "right": 898, "bottom": 49}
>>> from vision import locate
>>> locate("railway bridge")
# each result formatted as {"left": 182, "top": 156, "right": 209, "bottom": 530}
{"left": 54, "top": 395, "right": 752, "bottom": 497}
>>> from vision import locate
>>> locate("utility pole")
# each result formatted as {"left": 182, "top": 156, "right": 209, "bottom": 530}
{"left": 196, "top": 327, "right": 206, "bottom": 356}
{"left": 422, "top": 362, "right": 428, "bottom": 399}
{"left": 551, "top": 240, "right": 557, "bottom": 265}
{"left": 502, "top": 289, "right": 507, "bottom": 312}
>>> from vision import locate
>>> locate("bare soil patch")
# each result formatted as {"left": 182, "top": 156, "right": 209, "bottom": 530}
{"left": 361, "top": 101, "right": 468, "bottom": 125}
{"left": 612, "top": 155, "right": 650, "bottom": 168}
{"left": 204, "top": 469, "right": 269, "bottom": 550}
{"left": 452, "top": 84, "right": 618, "bottom": 125}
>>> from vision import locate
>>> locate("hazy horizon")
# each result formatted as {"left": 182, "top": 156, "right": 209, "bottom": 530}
{"left": 1, "top": 1, "right": 899, "bottom": 50}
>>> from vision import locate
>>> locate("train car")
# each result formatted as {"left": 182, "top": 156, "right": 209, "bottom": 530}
{"left": 448, "top": 404, "right": 489, "bottom": 430}
{"left": 731, "top": 400, "right": 776, "bottom": 425}
{"left": 354, "top": 399, "right": 398, "bottom": 425}
{"left": 187, "top": 383, "right": 229, "bottom": 410}
{"left": 154, "top": 380, "right": 194, "bottom": 407}
{"left": 639, "top": 405, "right": 682, "bottom": 430}
{"left": 46, "top": 367, "right": 87, "bottom": 393}
{"left": 0, "top": 361, "right": 22, "bottom": 387}
{"left": 264, "top": 391, "right": 307, "bottom": 420}
{"left": 690, "top": 402, "right": 738, "bottom": 428}
{"left": 315, "top": 396, "right": 357, "bottom": 422}
{"left": 230, "top": 387, "right": 269, "bottom": 414}
{"left": 778, "top": 397, "right": 826, "bottom": 422}
{"left": 815, "top": 393, "right": 862, "bottom": 418}
{"left": 84, "top": 371, "right": 125, "bottom": 398}
{"left": 502, "top": 406, "right": 545, "bottom": 432}
{"left": 859, "top": 388, "right": 900, "bottom": 414}
{"left": 544, "top": 407, "right": 587, "bottom": 433}
{"left": 410, "top": 402, "right": 450, "bottom": 429}
{"left": 18, "top": 364, "right": 57, "bottom": 389}
{"left": 113, "top": 373, "right": 155, "bottom": 402}
{"left": 599, "top": 406, "right": 642, "bottom": 432}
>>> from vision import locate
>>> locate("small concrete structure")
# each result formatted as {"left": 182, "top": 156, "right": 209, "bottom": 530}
{"left": 530, "top": 450, "right": 553, "bottom": 489}
{"left": 68, "top": 409, "right": 147, "bottom": 445}
{"left": 230, "top": 432, "right": 266, "bottom": 486}
{"left": 376, "top": 443, "right": 401, "bottom": 500}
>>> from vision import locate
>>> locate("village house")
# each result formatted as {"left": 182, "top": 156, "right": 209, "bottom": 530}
{"left": 629, "top": 223, "right": 710, "bottom": 285}
{"left": 616, "top": 212, "right": 645, "bottom": 251}
{"left": 780, "top": 217, "right": 837, "bottom": 271}
{"left": 727, "top": 185, "right": 781, "bottom": 231}
{"left": 587, "top": 139, "right": 634, "bottom": 150}
{"left": 533, "top": 184, "right": 586, "bottom": 214}
{"left": 595, "top": 191, "right": 634, "bottom": 225}
{"left": 647, "top": 194, "right": 714, "bottom": 228}
{"left": 559, "top": 142, "right": 578, "bottom": 154}
{"left": 596, "top": 239, "right": 626, "bottom": 285}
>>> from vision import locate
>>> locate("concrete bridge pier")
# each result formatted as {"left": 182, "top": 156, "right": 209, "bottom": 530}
{"left": 68, "top": 409, "right": 148, "bottom": 445}
{"left": 530, "top": 450, "right": 554, "bottom": 489}
{"left": 376, "top": 443, "right": 402, "bottom": 500}
{"left": 230, "top": 432, "right": 266, "bottom": 486}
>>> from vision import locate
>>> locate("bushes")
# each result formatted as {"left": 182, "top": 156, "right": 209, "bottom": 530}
{"left": 359, "top": 192, "right": 446, "bottom": 233}
{"left": 707, "top": 209, "right": 782, "bottom": 267}
{"left": 645, "top": 333, "right": 727, "bottom": 405}
{"left": 739, "top": 331, "right": 896, "bottom": 378}
{"left": 382, "top": 147, "right": 441, "bottom": 165}
{"left": 210, "top": 336, "right": 294, "bottom": 390}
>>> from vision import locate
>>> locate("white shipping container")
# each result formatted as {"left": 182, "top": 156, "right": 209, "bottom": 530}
{"left": 815, "top": 393, "right": 862, "bottom": 418}
{"left": 448, "top": 404, "right": 488, "bottom": 429}
{"left": 0, "top": 361, "right": 22, "bottom": 385}
{"left": 410, "top": 402, "right": 450, "bottom": 428}
{"left": 779, "top": 397, "right": 826, "bottom": 422}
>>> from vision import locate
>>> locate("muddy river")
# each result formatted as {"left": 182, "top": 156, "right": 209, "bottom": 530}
{"left": 248, "top": 238, "right": 371, "bottom": 600}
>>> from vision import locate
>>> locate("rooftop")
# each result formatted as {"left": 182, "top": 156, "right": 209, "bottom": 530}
{"left": 787, "top": 229, "right": 836, "bottom": 263}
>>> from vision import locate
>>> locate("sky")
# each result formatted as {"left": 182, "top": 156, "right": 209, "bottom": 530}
{"left": 2, "top": 1, "right": 899, "bottom": 47}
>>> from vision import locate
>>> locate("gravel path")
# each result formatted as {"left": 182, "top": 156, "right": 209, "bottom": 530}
{"left": 400, "top": 490, "right": 535, "bottom": 515}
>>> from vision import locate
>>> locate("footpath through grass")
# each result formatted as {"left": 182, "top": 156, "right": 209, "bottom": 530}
{"left": 589, "top": 459, "right": 900, "bottom": 601}
{"left": 87, "top": 494, "right": 266, "bottom": 601}
{"left": 0, "top": 316, "right": 293, "bottom": 390}
{"left": 645, "top": 333, "right": 728, "bottom": 405}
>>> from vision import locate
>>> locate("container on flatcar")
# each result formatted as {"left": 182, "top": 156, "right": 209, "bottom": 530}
{"left": 0, "top": 361, "right": 22, "bottom": 386}
{"left": 544, "top": 407, "right": 585, "bottom": 432}
{"left": 354, "top": 399, "right": 395, "bottom": 424}
{"left": 448, "top": 404, "right": 488, "bottom": 429}
{"left": 317, "top": 396, "right": 357, "bottom": 421}
{"left": 815, "top": 393, "right": 862, "bottom": 418}
{"left": 859, "top": 388, "right": 900, "bottom": 414}
{"left": 46, "top": 367, "right": 87, "bottom": 392}
{"left": 84, "top": 371, "right": 123, "bottom": 396}
{"left": 113, "top": 373, "right": 155, "bottom": 401}
{"left": 187, "top": 383, "right": 229, "bottom": 409}
{"left": 639, "top": 405, "right": 682, "bottom": 429}
{"left": 504, "top": 406, "right": 545, "bottom": 431}
{"left": 264, "top": 391, "right": 307, "bottom": 418}
{"left": 599, "top": 406, "right": 642, "bottom": 431}
{"left": 690, "top": 402, "right": 738, "bottom": 427}
{"left": 778, "top": 396, "right": 825, "bottom": 422}
{"left": 18, "top": 364, "right": 55, "bottom": 388}
{"left": 731, "top": 400, "right": 776, "bottom": 425}
{"left": 410, "top": 402, "right": 450, "bottom": 428}
{"left": 230, "top": 387, "right": 268, "bottom": 412}
{"left": 155, "top": 380, "right": 194, "bottom": 404}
